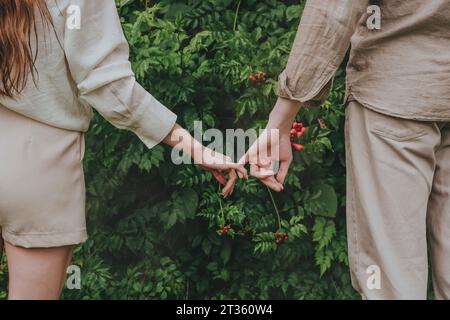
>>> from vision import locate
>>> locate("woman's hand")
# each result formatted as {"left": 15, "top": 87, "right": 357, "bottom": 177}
{"left": 239, "top": 97, "right": 302, "bottom": 192}
{"left": 163, "top": 124, "right": 248, "bottom": 198}
{"left": 198, "top": 147, "right": 248, "bottom": 198}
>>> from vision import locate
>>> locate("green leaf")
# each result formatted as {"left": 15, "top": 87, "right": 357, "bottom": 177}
{"left": 172, "top": 189, "right": 199, "bottom": 220}
{"left": 310, "top": 183, "right": 338, "bottom": 218}
{"left": 220, "top": 243, "right": 231, "bottom": 264}
{"left": 286, "top": 5, "right": 302, "bottom": 22}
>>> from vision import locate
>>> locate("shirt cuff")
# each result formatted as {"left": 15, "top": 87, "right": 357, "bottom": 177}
{"left": 276, "top": 70, "right": 334, "bottom": 108}
{"left": 132, "top": 93, "right": 177, "bottom": 149}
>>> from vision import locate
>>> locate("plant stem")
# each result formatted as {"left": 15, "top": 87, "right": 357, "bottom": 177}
{"left": 185, "top": 280, "right": 190, "bottom": 300}
{"left": 267, "top": 186, "right": 281, "bottom": 230}
{"left": 233, "top": 0, "right": 242, "bottom": 31}
{"left": 218, "top": 185, "right": 225, "bottom": 226}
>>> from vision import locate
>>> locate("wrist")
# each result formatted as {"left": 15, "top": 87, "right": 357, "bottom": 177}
{"left": 190, "top": 139, "right": 205, "bottom": 164}
{"left": 267, "top": 97, "right": 302, "bottom": 131}
{"left": 163, "top": 124, "right": 204, "bottom": 163}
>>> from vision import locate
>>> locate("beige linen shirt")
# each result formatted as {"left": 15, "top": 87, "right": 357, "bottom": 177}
{"left": 278, "top": 0, "right": 450, "bottom": 121}
{"left": 0, "top": 0, "right": 177, "bottom": 149}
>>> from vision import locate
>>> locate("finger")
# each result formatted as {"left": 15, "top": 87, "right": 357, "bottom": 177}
{"left": 258, "top": 157, "right": 272, "bottom": 168}
{"left": 259, "top": 176, "right": 284, "bottom": 192}
{"left": 276, "top": 158, "right": 292, "bottom": 185}
{"left": 237, "top": 151, "right": 250, "bottom": 179}
{"left": 238, "top": 131, "right": 271, "bottom": 178}
{"left": 226, "top": 162, "right": 248, "bottom": 180}
{"left": 250, "top": 164, "right": 275, "bottom": 179}
{"left": 238, "top": 151, "right": 249, "bottom": 166}
{"left": 222, "top": 170, "right": 237, "bottom": 198}
{"left": 240, "top": 132, "right": 270, "bottom": 166}
{"left": 222, "top": 172, "right": 237, "bottom": 198}
{"left": 229, "top": 170, "right": 238, "bottom": 196}
{"left": 237, "top": 159, "right": 251, "bottom": 179}
{"left": 212, "top": 170, "right": 227, "bottom": 186}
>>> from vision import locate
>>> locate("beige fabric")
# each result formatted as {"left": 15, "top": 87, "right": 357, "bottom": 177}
{"left": 278, "top": 0, "right": 450, "bottom": 121}
{"left": 345, "top": 100, "right": 450, "bottom": 300}
{"left": 0, "top": 0, "right": 177, "bottom": 149}
{"left": 0, "top": 106, "right": 87, "bottom": 248}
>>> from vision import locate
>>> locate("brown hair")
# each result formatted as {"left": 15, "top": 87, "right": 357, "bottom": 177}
{"left": 0, "top": 0, "right": 53, "bottom": 98}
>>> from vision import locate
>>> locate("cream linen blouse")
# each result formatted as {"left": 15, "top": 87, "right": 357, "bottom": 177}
{"left": 0, "top": 0, "right": 177, "bottom": 149}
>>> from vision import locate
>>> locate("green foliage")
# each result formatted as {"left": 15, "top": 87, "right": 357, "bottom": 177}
{"left": 0, "top": 0, "right": 356, "bottom": 299}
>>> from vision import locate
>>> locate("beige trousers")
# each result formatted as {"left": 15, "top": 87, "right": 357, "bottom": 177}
{"left": 345, "top": 100, "right": 450, "bottom": 300}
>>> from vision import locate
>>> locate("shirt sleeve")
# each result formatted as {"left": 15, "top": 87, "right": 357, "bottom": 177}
{"left": 277, "top": 0, "right": 367, "bottom": 106}
{"left": 63, "top": 0, "right": 177, "bottom": 149}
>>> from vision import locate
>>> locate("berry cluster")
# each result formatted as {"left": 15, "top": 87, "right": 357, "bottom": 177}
{"left": 290, "top": 122, "right": 307, "bottom": 151}
{"left": 248, "top": 71, "right": 265, "bottom": 86}
{"left": 218, "top": 225, "right": 232, "bottom": 235}
{"left": 274, "top": 232, "right": 289, "bottom": 245}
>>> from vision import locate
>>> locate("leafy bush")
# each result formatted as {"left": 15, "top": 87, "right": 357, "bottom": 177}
{"left": 0, "top": 0, "right": 357, "bottom": 299}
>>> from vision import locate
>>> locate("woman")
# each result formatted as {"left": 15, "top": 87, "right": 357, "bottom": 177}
{"left": 0, "top": 0, "right": 247, "bottom": 299}
{"left": 244, "top": 0, "right": 450, "bottom": 299}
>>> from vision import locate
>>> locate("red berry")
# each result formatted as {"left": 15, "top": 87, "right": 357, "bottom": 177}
{"left": 293, "top": 122, "right": 303, "bottom": 131}
{"left": 291, "top": 143, "right": 304, "bottom": 152}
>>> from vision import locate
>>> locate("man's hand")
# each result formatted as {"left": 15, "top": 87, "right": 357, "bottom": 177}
{"left": 239, "top": 97, "right": 302, "bottom": 192}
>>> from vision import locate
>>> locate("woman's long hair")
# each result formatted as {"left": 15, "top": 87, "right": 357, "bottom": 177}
{"left": 0, "top": 0, "right": 53, "bottom": 98}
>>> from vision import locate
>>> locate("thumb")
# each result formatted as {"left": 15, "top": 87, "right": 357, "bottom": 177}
{"left": 276, "top": 159, "right": 292, "bottom": 185}
{"left": 228, "top": 162, "right": 248, "bottom": 180}
{"left": 237, "top": 151, "right": 249, "bottom": 179}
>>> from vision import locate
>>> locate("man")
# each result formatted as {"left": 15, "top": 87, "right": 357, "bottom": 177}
{"left": 242, "top": 0, "right": 450, "bottom": 299}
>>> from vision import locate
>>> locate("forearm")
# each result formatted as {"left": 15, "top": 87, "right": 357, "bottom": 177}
{"left": 267, "top": 97, "right": 302, "bottom": 132}
{"left": 163, "top": 123, "right": 204, "bottom": 163}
